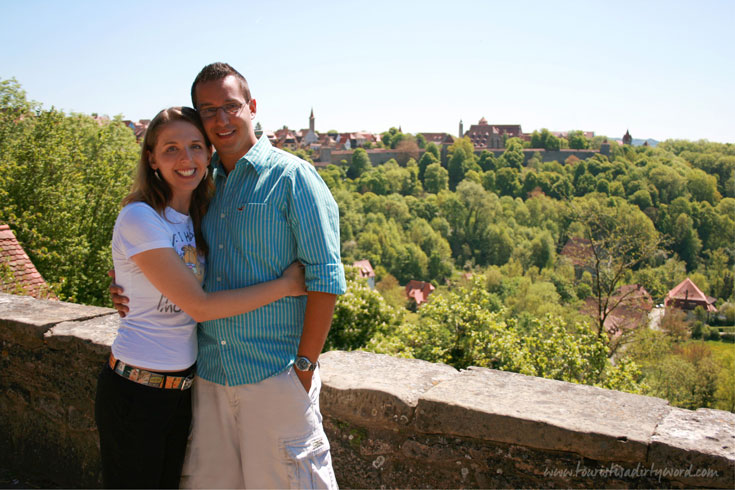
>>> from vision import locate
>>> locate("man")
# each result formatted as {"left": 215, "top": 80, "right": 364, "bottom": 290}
{"left": 112, "top": 62, "right": 345, "bottom": 488}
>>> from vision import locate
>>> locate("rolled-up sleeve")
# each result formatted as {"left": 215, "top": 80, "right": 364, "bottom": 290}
{"left": 287, "top": 163, "right": 346, "bottom": 295}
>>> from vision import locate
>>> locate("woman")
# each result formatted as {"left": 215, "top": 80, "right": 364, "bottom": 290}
{"left": 94, "top": 107, "right": 304, "bottom": 489}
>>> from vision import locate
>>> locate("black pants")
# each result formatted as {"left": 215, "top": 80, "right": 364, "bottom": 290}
{"left": 95, "top": 363, "right": 192, "bottom": 489}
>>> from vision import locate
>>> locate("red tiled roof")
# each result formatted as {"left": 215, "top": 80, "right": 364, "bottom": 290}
{"left": 582, "top": 284, "right": 653, "bottom": 338}
{"left": 420, "top": 132, "right": 455, "bottom": 145}
{"left": 353, "top": 260, "right": 375, "bottom": 279}
{"left": 0, "top": 224, "right": 56, "bottom": 299}
{"left": 665, "top": 278, "right": 716, "bottom": 312}
{"left": 405, "top": 280, "right": 435, "bottom": 306}
{"left": 560, "top": 237, "right": 594, "bottom": 268}
{"left": 465, "top": 123, "right": 523, "bottom": 148}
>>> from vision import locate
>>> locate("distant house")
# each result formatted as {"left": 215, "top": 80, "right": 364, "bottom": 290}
{"left": 405, "top": 280, "right": 435, "bottom": 306}
{"left": 560, "top": 237, "right": 594, "bottom": 274}
{"left": 550, "top": 130, "right": 595, "bottom": 139}
{"left": 420, "top": 132, "right": 456, "bottom": 147}
{"left": 0, "top": 224, "right": 56, "bottom": 299}
{"left": 274, "top": 127, "right": 299, "bottom": 150}
{"left": 122, "top": 119, "right": 150, "bottom": 142}
{"left": 352, "top": 260, "right": 375, "bottom": 289}
{"left": 665, "top": 278, "right": 717, "bottom": 313}
{"left": 583, "top": 284, "right": 653, "bottom": 338}
{"left": 464, "top": 117, "right": 523, "bottom": 149}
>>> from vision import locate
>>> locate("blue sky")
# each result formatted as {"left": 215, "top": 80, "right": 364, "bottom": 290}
{"left": 2, "top": 0, "right": 733, "bottom": 142}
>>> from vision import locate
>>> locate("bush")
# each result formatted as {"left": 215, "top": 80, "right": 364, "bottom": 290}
{"left": 576, "top": 282, "right": 592, "bottom": 300}
{"left": 707, "top": 328, "right": 721, "bottom": 341}
{"left": 690, "top": 321, "right": 705, "bottom": 339}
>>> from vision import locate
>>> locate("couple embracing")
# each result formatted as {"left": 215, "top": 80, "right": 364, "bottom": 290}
{"left": 96, "top": 62, "right": 345, "bottom": 489}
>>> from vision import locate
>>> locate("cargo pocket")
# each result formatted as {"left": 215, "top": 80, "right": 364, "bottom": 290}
{"left": 282, "top": 432, "right": 337, "bottom": 489}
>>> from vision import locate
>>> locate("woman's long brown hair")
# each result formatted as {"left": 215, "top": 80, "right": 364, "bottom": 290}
{"left": 122, "top": 107, "right": 214, "bottom": 257}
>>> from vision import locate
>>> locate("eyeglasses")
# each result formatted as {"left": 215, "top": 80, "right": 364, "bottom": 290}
{"left": 198, "top": 102, "right": 245, "bottom": 120}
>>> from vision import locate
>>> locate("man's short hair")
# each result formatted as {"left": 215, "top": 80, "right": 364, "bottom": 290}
{"left": 191, "top": 62, "right": 251, "bottom": 108}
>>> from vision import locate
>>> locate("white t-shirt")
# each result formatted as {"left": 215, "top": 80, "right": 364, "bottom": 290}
{"left": 111, "top": 202, "right": 205, "bottom": 371}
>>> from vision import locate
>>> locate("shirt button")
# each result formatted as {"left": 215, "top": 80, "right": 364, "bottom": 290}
{"left": 220, "top": 340, "right": 226, "bottom": 346}
{"left": 218, "top": 244, "right": 223, "bottom": 249}
{"left": 220, "top": 213, "right": 225, "bottom": 218}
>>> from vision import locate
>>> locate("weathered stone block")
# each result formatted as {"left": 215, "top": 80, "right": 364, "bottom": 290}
{"left": 414, "top": 366, "right": 670, "bottom": 462}
{"left": 45, "top": 313, "right": 119, "bottom": 353}
{"left": 0, "top": 293, "right": 112, "bottom": 329}
{"left": 319, "top": 350, "right": 458, "bottom": 429}
{"left": 649, "top": 407, "right": 735, "bottom": 488}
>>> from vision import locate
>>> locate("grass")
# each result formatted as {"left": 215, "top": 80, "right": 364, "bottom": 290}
{"left": 705, "top": 340, "right": 735, "bottom": 361}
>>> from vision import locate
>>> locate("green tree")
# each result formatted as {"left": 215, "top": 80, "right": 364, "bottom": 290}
{"left": 530, "top": 128, "right": 560, "bottom": 151}
{"left": 687, "top": 168, "right": 720, "bottom": 204}
{"left": 448, "top": 147, "right": 468, "bottom": 190}
{"left": 715, "top": 352, "right": 735, "bottom": 411}
{"left": 572, "top": 197, "right": 661, "bottom": 347}
{"left": 327, "top": 269, "right": 402, "bottom": 351}
{"left": 347, "top": 148, "right": 372, "bottom": 179}
{"left": 567, "top": 130, "right": 589, "bottom": 150}
{"left": 671, "top": 213, "right": 702, "bottom": 270}
{"left": 529, "top": 231, "right": 556, "bottom": 269}
{"left": 501, "top": 139, "right": 524, "bottom": 169}
{"left": 645, "top": 343, "right": 720, "bottom": 410}
{"left": 424, "top": 163, "right": 448, "bottom": 193}
{"left": 418, "top": 151, "right": 438, "bottom": 182}
{"left": 495, "top": 167, "right": 521, "bottom": 197}
{"left": 0, "top": 79, "right": 139, "bottom": 305}
{"left": 425, "top": 141, "right": 440, "bottom": 160}
{"left": 380, "top": 127, "right": 406, "bottom": 149}
{"left": 369, "top": 279, "right": 641, "bottom": 392}
{"left": 447, "top": 136, "right": 475, "bottom": 163}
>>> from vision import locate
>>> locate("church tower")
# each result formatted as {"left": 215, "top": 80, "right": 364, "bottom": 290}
{"left": 304, "top": 108, "right": 318, "bottom": 145}
{"left": 459, "top": 119, "right": 464, "bottom": 138}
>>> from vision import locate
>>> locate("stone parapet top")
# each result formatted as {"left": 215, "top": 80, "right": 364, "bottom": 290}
{"left": 415, "top": 366, "right": 669, "bottom": 462}
{"left": 320, "top": 351, "right": 735, "bottom": 488}
{"left": 319, "top": 351, "right": 457, "bottom": 429}
{"left": 0, "top": 292, "right": 113, "bottom": 330}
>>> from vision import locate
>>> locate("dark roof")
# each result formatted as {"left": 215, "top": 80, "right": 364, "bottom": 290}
{"left": 405, "top": 280, "right": 435, "bottom": 305}
{"left": 0, "top": 224, "right": 56, "bottom": 299}
{"left": 560, "top": 237, "right": 594, "bottom": 268}
{"left": 582, "top": 284, "right": 653, "bottom": 338}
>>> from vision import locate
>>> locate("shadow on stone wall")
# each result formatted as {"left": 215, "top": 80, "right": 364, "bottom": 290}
{"left": 1, "top": 292, "right": 733, "bottom": 488}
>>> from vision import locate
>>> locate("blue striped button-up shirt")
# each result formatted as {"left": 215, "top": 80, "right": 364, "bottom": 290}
{"left": 199, "top": 136, "right": 346, "bottom": 386}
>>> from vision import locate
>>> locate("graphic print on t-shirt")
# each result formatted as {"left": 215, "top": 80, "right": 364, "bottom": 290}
{"left": 156, "top": 229, "right": 205, "bottom": 313}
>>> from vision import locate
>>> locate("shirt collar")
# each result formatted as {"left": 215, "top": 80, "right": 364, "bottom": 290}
{"left": 211, "top": 135, "right": 272, "bottom": 180}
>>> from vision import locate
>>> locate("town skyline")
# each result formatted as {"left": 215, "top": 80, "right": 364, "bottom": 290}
{"left": 2, "top": 0, "right": 733, "bottom": 144}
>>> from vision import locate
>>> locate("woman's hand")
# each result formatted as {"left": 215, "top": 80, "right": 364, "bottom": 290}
{"left": 282, "top": 261, "right": 307, "bottom": 297}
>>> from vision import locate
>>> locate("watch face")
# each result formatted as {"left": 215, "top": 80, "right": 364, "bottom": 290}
{"left": 295, "top": 357, "right": 310, "bottom": 371}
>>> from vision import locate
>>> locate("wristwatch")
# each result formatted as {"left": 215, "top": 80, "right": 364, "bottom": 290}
{"left": 294, "top": 355, "right": 319, "bottom": 372}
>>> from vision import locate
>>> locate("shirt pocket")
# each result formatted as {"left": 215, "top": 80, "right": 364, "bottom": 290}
{"left": 233, "top": 203, "right": 271, "bottom": 249}
{"left": 233, "top": 202, "right": 289, "bottom": 253}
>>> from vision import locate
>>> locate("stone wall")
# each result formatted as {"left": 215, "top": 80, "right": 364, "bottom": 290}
{"left": 472, "top": 148, "right": 601, "bottom": 165}
{"left": 316, "top": 147, "right": 602, "bottom": 169}
{"left": 1, "top": 292, "right": 733, "bottom": 488}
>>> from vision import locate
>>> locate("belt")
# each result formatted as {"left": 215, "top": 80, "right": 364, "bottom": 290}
{"left": 108, "top": 354, "right": 194, "bottom": 390}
